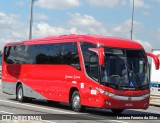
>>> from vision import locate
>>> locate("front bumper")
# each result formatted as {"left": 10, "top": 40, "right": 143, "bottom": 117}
{"left": 95, "top": 88, "right": 150, "bottom": 109}
{"left": 99, "top": 96, "right": 149, "bottom": 109}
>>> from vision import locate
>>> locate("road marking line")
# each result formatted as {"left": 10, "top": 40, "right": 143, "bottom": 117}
{"left": 42, "top": 120, "right": 56, "bottom": 123}
{"left": 0, "top": 99, "right": 128, "bottom": 123}
{"left": 0, "top": 99, "right": 78, "bottom": 114}
{"left": 109, "top": 120, "right": 128, "bottom": 123}
{"left": 0, "top": 110, "right": 13, "bottom": 114}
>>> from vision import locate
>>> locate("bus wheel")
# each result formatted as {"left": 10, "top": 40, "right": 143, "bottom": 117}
{"left": 16, "top": 84, "right": 26, "bottom": 102}
{"left": 71, "top": 91, "right": 85, "bottom": 112}
{"left": 111, "top": 109, "right": 124, "bottom": 114}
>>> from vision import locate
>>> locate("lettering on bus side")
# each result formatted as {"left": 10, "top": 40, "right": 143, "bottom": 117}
{"left": 74, "top": 75, "right": 80, "bottom": 79}
{"left": 65, "top": 75, "right": 73, "bottom": 79}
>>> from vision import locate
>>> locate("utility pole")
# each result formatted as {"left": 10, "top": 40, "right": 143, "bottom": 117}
{"left": 131, "top": 0, "right": 134, "bottom": 40}
{"left": 29, "top": 0, "right": 35, "bottom": 40}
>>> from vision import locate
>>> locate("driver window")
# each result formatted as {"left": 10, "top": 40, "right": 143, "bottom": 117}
{"left": 89, "top": 54, "right": 99, "bottom": 81}
{"left": 80, "top": 42, "right": 98, "bottom": 82}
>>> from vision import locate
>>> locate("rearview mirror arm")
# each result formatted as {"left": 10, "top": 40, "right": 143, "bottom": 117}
{"left": 146, "top": 52, "right": 159, "bottom": 70}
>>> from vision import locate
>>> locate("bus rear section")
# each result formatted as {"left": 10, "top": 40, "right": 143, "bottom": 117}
{"left": 2, "top": 34, "right": 159, "bottom": 113}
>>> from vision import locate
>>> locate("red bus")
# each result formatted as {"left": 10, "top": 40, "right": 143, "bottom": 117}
{"left": 2, "top": 34, "right": 159, "bottom": 114}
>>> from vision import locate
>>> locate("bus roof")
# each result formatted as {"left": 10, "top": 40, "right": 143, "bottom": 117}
{"left": 4, "top": 34, "right": 143, "bottom": 49}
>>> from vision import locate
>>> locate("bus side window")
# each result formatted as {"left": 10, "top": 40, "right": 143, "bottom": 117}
{"left": 4, "top": 46, "right": 11, "bottom": 63}
{"left": 35, "top": 44, "right": 49, "bottom": 64}
{"left": 25, "top": 45, "right": 36, "bottom": 64}
{"left": 63, "top": 42, "right": 80, "bottom": 70}
{"left": 6, "top": 46, "right": 16, "bottom": 64}
{"left": 15, "top": 45, "right": 26, "bottom": 64}
{"left": 49, "top": 44, "right": 63, "bottom": 64}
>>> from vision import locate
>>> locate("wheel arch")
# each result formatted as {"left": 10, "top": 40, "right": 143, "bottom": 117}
{"left": 16, "top": 81, "right": 22, "bottom": 95}
{"left": 69, "top": 87, "right": 79, "bottom": 104}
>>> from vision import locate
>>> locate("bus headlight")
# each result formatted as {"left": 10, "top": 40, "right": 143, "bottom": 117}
{"left": 96, "top": 88, "right": 105, "bottom": 94}
{"left": 96, "top": 87, "right": 115, "bottom": 97}
{"left": 96, "top": 88, "right": 150, "bottom": 101}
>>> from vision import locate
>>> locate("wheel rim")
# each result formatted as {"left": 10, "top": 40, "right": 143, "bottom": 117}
{"left": 73, "top": 94, "right": 80, "bottom": 109}
{"left": 18, "top": 87, "right": 23, "bottom": 100}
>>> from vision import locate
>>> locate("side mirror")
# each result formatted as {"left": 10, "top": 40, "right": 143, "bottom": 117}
{"left": 89, "top": 47, "right": 105, "bottom": 66}
{"left": 146, "top": 52, "right": 159, "bottom": 70}
{"left": 98, "top": 48, "right": 105, "bottom": 66}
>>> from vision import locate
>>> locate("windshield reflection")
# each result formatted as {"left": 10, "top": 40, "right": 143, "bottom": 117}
{"left": 101, "top": 48, "right": 149, "bottom": 90}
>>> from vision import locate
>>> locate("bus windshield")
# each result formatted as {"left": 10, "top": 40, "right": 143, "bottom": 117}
{"left": 101, "top": 48, "right": 149, "bottom": 90}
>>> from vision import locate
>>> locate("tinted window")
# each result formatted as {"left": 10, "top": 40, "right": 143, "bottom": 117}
{"left": 48, "top": 44, "right": 63, "bottom": 64}
{"left": 25, "top": 45, "right": 36, "bottom": 64}
{"left": 14, "top": 45, "right": 26, "bottom": 64}
{"left": 63, "top": 43, "right": 80, "bottom": 69}
{"left": 4, "top": 42, "right": 80, "bottom": 69}
{"left": 35, "top": 44, "right": 49, "bottom": 64}
{"left": 5, "top": 46, "right": 16, "bottom": 64}
{"left": 80, "top": 42, "right": 98, "bottom": 80}
{"left": 4, "top": 46, "right": 11, "bottom": 63}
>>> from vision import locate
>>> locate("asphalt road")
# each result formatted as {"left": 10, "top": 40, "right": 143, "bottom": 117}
{"left": 0, "top": 84, "right": 160, "bottom": 123}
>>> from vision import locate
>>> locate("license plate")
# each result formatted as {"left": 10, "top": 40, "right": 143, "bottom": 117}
{"left": 125, "top": 103, "right": 133, "bottom": 107}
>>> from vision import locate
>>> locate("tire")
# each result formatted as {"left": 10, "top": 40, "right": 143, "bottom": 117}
{"left": 16, "top": 84, "right": 26, "bottom": 102}
{"left": 71, "top": 91, "right": 85, "bottom": 112}
{"left": 111, "top": 109, "right": 124, "bottom": 114}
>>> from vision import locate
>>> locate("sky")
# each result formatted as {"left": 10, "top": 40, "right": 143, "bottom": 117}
{"left": 0, "top": 0, "right": 160, "bottom": 52}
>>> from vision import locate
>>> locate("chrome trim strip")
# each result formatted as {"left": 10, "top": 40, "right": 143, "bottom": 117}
{"left": 111, "top": 93, "right": 150, "bottom": 101}
{"left": 96, "top": 88, "right": 150, "bottom": 101}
